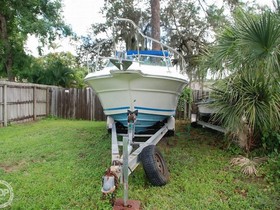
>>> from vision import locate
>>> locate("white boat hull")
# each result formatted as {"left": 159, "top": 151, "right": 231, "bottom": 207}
{"left": 85, "top": 69, "right": 187, "bottom": 133}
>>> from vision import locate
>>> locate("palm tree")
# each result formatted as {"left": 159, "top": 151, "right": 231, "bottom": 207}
{"left": 205, "top": 10, "right": 280, "bottom": 153}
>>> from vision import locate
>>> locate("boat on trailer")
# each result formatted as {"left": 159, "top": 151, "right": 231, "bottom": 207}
{"left": 84, "top": 18, "right": 188, "bottom": 207}
{"left": 85, "top": 20, "right": 188, "bottom": 134}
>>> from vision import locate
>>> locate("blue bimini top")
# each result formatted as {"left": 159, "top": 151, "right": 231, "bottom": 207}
{"left": 126, "top": 50, "right": 169, "bottom": 57}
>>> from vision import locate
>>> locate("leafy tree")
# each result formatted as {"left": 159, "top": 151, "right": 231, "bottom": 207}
{"left": 161, "top": 0, "right": 228, "bottom": 78}
{"left": 77, "top": 0, "right": 150, "bottom": 64}
{"left": 78, "top": 0, "right": 232, "bottom": 80}
{"left": 21, "top": 52, "right": 87, "bottom": 88}
{"left": 0, "top": 0, "right": 71, "bottom": 81}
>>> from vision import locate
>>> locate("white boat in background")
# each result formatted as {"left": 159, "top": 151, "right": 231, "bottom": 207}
{"left": 84, "top": 18, "right": 188, "bottom": 133}
{"left": 196, "top": 99, "right": 217, "bottom": 116}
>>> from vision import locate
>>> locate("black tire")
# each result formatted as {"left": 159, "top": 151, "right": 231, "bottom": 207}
{"left": 141, "top": 145, "right": 169, "bottom": 186}
{"left": 107, "top": 128, "right": 112, "bottom": 134}
{"left": 165, "top": 130, "right": 175, "bottom": 137}
{"left": 191, "top": 121, "right": 198, "bottom": 128}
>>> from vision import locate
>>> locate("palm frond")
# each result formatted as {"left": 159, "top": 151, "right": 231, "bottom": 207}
{"left": 205, "top": 10, "right": 280, "bottom": 77}
{"left": 230, "top": 156, "right": 267, "bottom": 176}
{"left": 236, "top": 11, "right": 280, "bottom": 76}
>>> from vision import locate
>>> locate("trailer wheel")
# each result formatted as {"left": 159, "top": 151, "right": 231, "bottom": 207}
{"left": 165, "top": 130, "right": 175, "bottom": 137}
{"left": 141, "top": 145, "right": 169, "bottom": 186}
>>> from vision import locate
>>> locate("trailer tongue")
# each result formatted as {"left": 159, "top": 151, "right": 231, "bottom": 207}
{"left": 101, "top": 111, "right": 173, "bottom": 208}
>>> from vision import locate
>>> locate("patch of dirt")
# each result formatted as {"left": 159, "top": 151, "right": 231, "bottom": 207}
{"left": 78, "top": 152, "right": 86, "bottom": 158}
{"left": 218, "top": 190, "right": 229, "bottom": 201}
{"left": 0, "top": 160, "right": 27, "bottom": 173}
{"left": 234, "top": 187, "right": 248, "bottom": 198}
{"left": 0, "top": 158, "right": 48, "bottom": 173}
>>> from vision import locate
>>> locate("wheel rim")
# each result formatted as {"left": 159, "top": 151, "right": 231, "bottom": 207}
{"left": 154, "top": 153, "right": 165, "bottom": 174}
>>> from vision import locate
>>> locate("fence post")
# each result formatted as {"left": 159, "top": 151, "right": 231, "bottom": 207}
{"left": 33, "top": 86, "right": 37, "bottom": 120}
{"left": 50, "top": 87, "right": 56, "bottom": 116}
{"left": 92, "top": 90, "right": 96, "bottom": 121}
{"left": 46, "top": 87, "right": 50, "bottom": 116}
{"left": 3, "top": 84, "right": 7, "bottom": 127}
{"left": 88, "top": 88, "right": 93, "bottom": 121}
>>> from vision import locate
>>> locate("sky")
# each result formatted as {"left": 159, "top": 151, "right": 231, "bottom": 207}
{"left": 61, "top": 0, "right": 273, "bottom": 36}
{"left": 25, "top": 0, "right": 274, "bottom": 56}
{"left": 62, "top": 0, "right": 105, "bottom": 36}
{"left": 25, "top": 0, "right": 105, "bottom": 56}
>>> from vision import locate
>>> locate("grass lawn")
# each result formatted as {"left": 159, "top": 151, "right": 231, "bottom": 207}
{"left": 0, "top": 118, "right": 279, "bottom": 209}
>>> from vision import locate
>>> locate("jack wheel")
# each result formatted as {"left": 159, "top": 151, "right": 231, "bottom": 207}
{"left": 141, "top": 145, "right": 169, "bottom": 186}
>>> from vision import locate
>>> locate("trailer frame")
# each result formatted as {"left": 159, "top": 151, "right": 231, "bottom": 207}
{"left": 102, "top": 114, "right": 174, "bottom": 207}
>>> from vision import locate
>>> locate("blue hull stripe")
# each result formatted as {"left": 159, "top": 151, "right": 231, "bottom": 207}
{"left": 111, "top": 112, "right": 167, "bottom": 133}
{"left": 104, "top": 106, "right": 175, "bottom": 113}
{"left": 135, "top": 106, "right": 175, "bottom": 112}
{"left": 104, "top": 106, "right": 130, "bottom": 111}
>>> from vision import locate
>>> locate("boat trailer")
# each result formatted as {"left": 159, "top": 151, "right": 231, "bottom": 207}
{"left": 101, "top": 111, "right": 173, "bottom": 209}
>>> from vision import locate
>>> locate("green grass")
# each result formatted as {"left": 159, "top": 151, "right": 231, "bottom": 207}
{"left": 0, "top": 119, "right": 279, "bottom": 209}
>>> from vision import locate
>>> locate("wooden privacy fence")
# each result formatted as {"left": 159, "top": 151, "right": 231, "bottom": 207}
{"left": 0, "top": 81, "right": 209, "bottom": 127}
{"left": 49, "top": 87, "right": 105, "bottom": 121}
{"left": 192, "top": 89, "right": 211, "bottom": 102}
{"left": 0, "top": 81, "right": 105, "bottom": 127}
{"left": 0, "top": 82, "right": 49, "bottom": 126}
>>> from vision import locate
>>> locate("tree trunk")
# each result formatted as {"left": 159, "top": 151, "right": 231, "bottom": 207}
{"left": 0, "top": 13, "right": 14, "bottom": 81}
{"left": 151, "top": 0, "right": 161, "bottom": 50}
